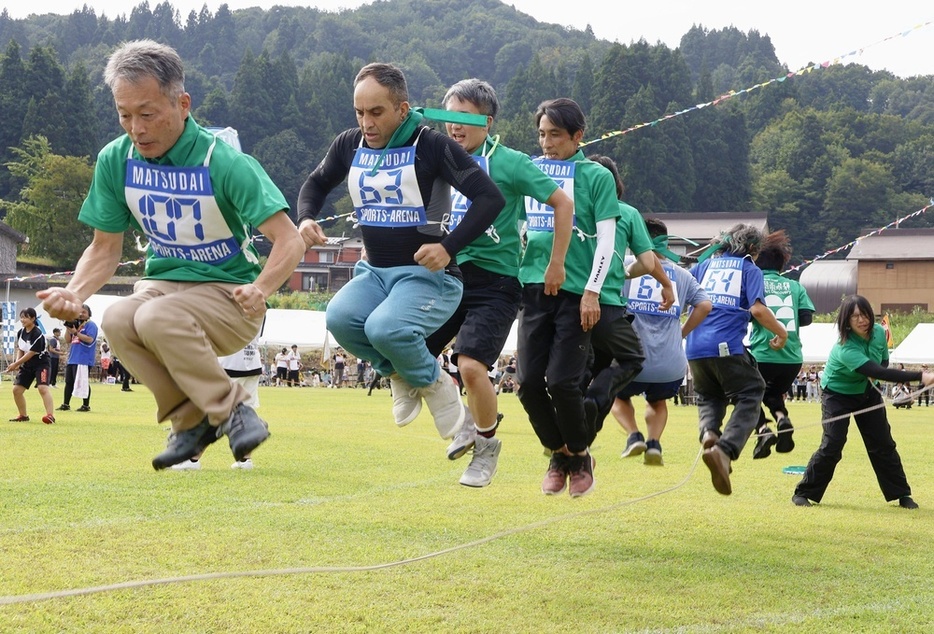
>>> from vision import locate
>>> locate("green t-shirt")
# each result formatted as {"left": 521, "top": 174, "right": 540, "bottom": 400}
{"left": 821, "top": 323, "right": 889, "bottom": 394}
{"left": 599, "top": 200, "right": 653, "bottom": 307}
{"left": 749, "top": 271, "right": 816, "bottom": 364}
{"left": 457, "top": 137, "right": 559, "bottom": 278}
{"left": 518, "top": 151, "right": 620, "bottom": 296}
{"left": 80, "top": 116, "right": 288, "bottom": 284}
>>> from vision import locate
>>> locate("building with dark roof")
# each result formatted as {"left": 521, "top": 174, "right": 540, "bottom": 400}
{"left": 844, "top": 229, "right": 934, "bottom": 313}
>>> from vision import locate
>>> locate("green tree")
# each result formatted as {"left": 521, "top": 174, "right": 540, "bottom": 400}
{"left": 1, "top": 137, "right": 94, "bottom": 265}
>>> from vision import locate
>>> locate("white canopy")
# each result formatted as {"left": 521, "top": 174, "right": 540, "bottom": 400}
{"left": 258, "top": 309, "right": 337, "bottom": 351}
{"left": 797, "top": 322, "right": 839, "bottom": 364}
{"left": 890, "top": 324, "right": 934, "bottom": 365}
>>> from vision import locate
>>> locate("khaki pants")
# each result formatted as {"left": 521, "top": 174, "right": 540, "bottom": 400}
{"left": 102, "top": 280, "right": 264, "bottom": 432}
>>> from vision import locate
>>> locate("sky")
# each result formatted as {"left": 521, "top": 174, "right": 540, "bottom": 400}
{"left": 5, "top": 0, "right": 934, "bottom": 79}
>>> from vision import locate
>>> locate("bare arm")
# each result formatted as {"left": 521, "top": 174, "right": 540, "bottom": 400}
{"left": 544, "top": 187, "right": 573, "bottom": 296}
{"left": 232, "top": 211, "right": 305, "bottom": 313}
{"left": 681, "top": 300, "right": 712, "bottom": 338}
{"left": 36, "top": 230, "right": 124, "bottom": 320}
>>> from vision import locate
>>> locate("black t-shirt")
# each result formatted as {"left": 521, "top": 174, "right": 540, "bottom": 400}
{"left": 17, "top": 327, "right": 48, "bottom": 369}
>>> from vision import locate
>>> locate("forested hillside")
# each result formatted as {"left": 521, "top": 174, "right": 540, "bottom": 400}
{"left": 1, "top": 0, "right": 933, "bottom": 268}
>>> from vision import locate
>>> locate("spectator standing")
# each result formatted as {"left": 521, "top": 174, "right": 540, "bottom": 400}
{"left": 56, "top": 304, "right": 98, "bottom": 413}
{"left": 287, "top": 344, "right": 302, "bottom": 387}
{"left": 274, "top": 347, "right": 289, "bottom": 387}
{"left": 46, "top": 328, "right": 62, "bottom": 387}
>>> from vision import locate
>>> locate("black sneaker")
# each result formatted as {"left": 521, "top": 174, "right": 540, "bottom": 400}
{"left": 152, "top": 418, "right": 218, "bottom": 470}
{"left": 792, "top": 495, "right": 813, "bottom": 507}
{"left": 621, "top": 431, "right": 647, "bottom": 458}
{"left": 76, "top": 405, "right": 91, "bottom": 412}
{"left": 220, "top": 403, "right": 270, "bottom": 461}
{"left": 56, "top": 404, "right": 70, "bottom": 411}
{"left": 899, "top": 496, "right": 919, "bottom": 510}
{"left": 753, "top": 426, "right": 778, "bottom": 459}
{"left": 644, "top": 439, "right": 663, "bottom": 466}
{"left": 776, "top": 417, "right": 795, "bottom": 453}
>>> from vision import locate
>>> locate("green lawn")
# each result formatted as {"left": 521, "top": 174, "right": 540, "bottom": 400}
{"left": 2, "top": 381, "right": 932, "bottom": 633}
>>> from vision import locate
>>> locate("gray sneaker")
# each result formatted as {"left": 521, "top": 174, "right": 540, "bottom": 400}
{"left": 389, "top": 373, "right": 421, "bottom": 427}
{"left": 152, "top": 418, "right": 217, "bottom": 470}
{"left": 446, "top": 408, "right": 478, "bottom": 460}
{"left": 219, "top": 403, "right": 270, "bottom": 462}
{"left": 419, "top": 373, "right": 465, "bottom": 439}
{"left": 621, "top": 431, "right": 647, "bottom": 458}
{"left": 459, "top": 435, "right": 502, "bottom": 487}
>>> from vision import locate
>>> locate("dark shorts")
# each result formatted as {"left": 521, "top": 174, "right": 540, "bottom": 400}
{"left": 288, "top": 369, "right": 300, "bottom": 383}
{"left": 16, "top": 363, "right": 51, "bottom": 389}
{"left": 616, "top": 378, "right": 683, "bottom": 402}
{"left": 426, "top": 262, "right": 521, "bottom": 368}
{"left": 276, "top": 367, "right": 288, "bottom": 380}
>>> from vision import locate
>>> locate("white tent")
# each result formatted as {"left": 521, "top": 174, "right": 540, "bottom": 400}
{"left": 32, "top": 293, "right": 127, "bottom": 339}
{"left": 890, "top": 324, "right": 934, "bottom": 365}
{"left": 798, "top": 322, "right": 838, "bottom": 364}
{"left": 258, "top": 309, "right": 337, "bottom": 351}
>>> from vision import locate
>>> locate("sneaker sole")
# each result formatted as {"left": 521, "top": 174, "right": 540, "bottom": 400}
{"left": 621, "top": 442, "right": 647, "bottom": 458}
{"left": 542, "top": 482, "right": 567, "bottom": 495}
{"left": 702, "top": 449, "right": 732, "bottom": 495}
{"left": 460, "top": 466, "right": 497, "bottom": 488}
{"left": 643, "top": 450, "right": 663, "bottom": 466}
{"left": 447, "top": 439, "right": 476, "bottom": 461}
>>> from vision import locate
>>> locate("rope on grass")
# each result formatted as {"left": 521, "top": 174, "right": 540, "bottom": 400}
{"left": 1, "top": 384, "right": 929, "bottom": 606}
{"left": 0, "top": 450, "right": 705, "bottom": 606}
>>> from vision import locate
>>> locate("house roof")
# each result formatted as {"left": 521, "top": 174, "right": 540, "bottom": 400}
{"left": 0, "top": 221, "right": 27, "bottom": 244}
{"left": 846, "top": 229, "right": 934, "bottom": 261}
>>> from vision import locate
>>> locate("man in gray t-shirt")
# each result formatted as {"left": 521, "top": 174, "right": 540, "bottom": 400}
{"left": 611, "top": 218, "right": 712, "bottom": 465}
{"left": 46, "top": 328, "right": 62, "bottom": 387}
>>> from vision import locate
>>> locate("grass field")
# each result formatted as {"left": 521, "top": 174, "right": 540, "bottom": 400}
{"left": 2, "top": 380, "right": 933, "bottom": 633}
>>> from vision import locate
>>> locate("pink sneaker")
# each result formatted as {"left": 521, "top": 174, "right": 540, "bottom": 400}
{"left": 542, "top": 453, "right": 569, "bottom": 495}
{"left": 568, "top": 453, "right": 596, "bottom": 498}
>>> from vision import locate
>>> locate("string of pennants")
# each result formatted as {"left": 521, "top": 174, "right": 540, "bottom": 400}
{"left": 579, "top": 20, "right": 934, "bottom": 149}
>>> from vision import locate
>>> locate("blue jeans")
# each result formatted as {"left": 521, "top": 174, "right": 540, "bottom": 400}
{"left": 326, "top": 261, "right": 463, "bottom": 388}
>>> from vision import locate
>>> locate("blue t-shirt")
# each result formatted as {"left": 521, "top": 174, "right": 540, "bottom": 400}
{"left": 685, "top": 255, "right": 764, "bottom": 360}
{"left": 67, "top": 321, "right": 99, "bottom": 366}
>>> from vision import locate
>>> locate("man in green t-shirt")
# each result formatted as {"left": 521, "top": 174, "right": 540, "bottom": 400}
{"left": 426, "top": 78, "right": 573, "bottom": 488}
{"left": 37, "top": 40, "right": 305, "bottom": 470}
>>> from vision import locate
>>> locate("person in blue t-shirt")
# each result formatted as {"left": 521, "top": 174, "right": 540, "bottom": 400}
{"left": 57, "top": 304, "right": 99, "bottom": 413}
{"left": 685, "top": 224, "right": 787, "bottom": 496}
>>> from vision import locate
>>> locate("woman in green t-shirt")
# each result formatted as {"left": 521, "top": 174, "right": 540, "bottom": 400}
{"left": 792, "top": 295, "right": 933, "bottom": 509}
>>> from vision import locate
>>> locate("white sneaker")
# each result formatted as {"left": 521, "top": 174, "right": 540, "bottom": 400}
{"left": 446, "top": 407, "right": 477, "bottom": 460}
{"left": 171, "top": 459, "right": 201, "bottom": 471}
{"left": 419, "top": 373, "right": 465, "bottom": 439}
{"left": 389, "top": 373, "right": 422, "bottom": 426}
{"left": 460, "top": 435, "right": 502, "bottom": 487}
{"left": 231, "top": 458, "right": 254, "bottom": 470}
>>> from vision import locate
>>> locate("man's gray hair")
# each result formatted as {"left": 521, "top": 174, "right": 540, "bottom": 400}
{"left": 442, "top": 78, "right": 499, "bottom": 119}
{"left": 103, "top": 39, "right": 185, "bottom": 99}
{"left": 717, "top": 223, "right": 763, "bottom": 257}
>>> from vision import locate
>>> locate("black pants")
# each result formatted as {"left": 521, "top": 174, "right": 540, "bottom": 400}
{"left": 49, "top": 357, "right": 60, "bottom": 386}
{"left": 795, "top": 387, "right": 911, "bottom": 503}
{"left": 516, "top": 286, "right": 591, "bottom": 453}
{"left": 63, "top": 364, "right": 91, "bottom": 407}
{"left": 582, "top": 305, "right": 644, "bottom": 442}
{"left": 756, "top": 362, "right": 801, "bottom": 427}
